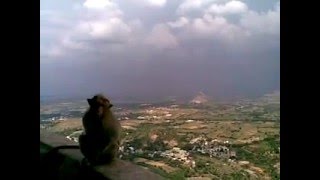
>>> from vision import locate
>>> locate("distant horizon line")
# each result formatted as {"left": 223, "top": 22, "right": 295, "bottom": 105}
{"left": 40, "top": 89, "right": 280, "bottom": 104}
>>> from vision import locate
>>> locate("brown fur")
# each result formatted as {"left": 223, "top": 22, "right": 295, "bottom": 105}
{"left": 79, "top": 94, "right": 121, "bottom": 165}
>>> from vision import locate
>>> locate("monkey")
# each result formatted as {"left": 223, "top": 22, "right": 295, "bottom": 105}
{"left": 79, "top": 94, "right": 121, "bottom": 166}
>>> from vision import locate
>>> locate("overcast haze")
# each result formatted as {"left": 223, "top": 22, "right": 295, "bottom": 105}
{"left": 40, "top": 0, "right": 280, "bottom": 101}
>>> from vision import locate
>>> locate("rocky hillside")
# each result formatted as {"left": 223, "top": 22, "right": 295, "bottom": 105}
{"left": 190, "top": 92, "right": 210, "bottom": 105}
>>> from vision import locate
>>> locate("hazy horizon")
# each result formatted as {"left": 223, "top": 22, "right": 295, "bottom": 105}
{"left": 41, "top": 0, "right": 280, "bottom": 101}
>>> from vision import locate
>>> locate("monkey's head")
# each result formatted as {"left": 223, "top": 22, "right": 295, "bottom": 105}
{"left": 87, "top": 94, "right": 113, "bottom": 116}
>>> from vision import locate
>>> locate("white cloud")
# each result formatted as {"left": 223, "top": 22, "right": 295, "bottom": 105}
{"left": 167, "top": 17, "right": 189, "bottom": 28}
{"left": 76, "top": 18, "right": 132, "bottom": 40}
{"left": 145, "top": 24, "right": 178, "bottom": 49}
{"left": 172, "top": 1, "right": 279, "bottom": 45}
{"left": 148, "top": 0, "right": 166, "bottom": 7}
{"left": 82, "top": 0, "right": 123, "bottom": 18}
{"left": 177, "top": 0, "right": 203, "bottom": 14}
{"left": 61, "top": 37, "right": 88, "bottom": 50}
{"left": 206, "top": 0, "right": 248, "bottom": 15}
{"left": 167, "top": 14, "right": 245, "bottom": 42}
{"left": 177, "top": 0, "right": 229, "bottom": 14}
{"left": 46, "top": 47, "right": 64, "bottom": 58}
{"left": 177, "top": 0, "right": 208, "bottom": 14}
{"left": 189, "top": 14, "right": 244, "bottom": 41}
{"left": 240, "top": 2, "right": 280, "bottom": 35}
{"left": 41, "top": 0, "right": 279, "bottom": 59}
{"left": 41, "top": 36, "right": 90, "bottom": 59}
{"left": 42, "top": 0, "right": 138, "bottom": 58}
{"left": 77, "top": 0, "right": 130, "bottom": 41}
{"left": 129, "top": 0, "right": 167, "bottom": 7}
{"left": 83, "top": 0, "right": 115, "bottom": 9}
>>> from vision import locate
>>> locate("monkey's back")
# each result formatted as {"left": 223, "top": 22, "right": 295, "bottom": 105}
{"left": 82, "top": 109, "right": 120, "bottom": 143}
{"left": 82, "top": 110, "right": 105, "bottom": 137}
{"left": 80, "top": 108, "right": 121, "bottom": 165}
{"left": 101, "top": 110, "right": 121, "bottom": 137}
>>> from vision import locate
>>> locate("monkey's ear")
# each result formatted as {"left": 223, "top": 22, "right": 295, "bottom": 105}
{"left": 87, "top": 98, "right": 93, "bottom": 106}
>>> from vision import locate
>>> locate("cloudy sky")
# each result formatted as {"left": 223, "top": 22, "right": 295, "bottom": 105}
{"left": 40, "top": 0, "right": 280, "bottom": 101}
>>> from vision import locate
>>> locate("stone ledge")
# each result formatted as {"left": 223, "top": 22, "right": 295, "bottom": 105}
{"left": 40, "top": 130, "right": 165, "bottom": 180}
